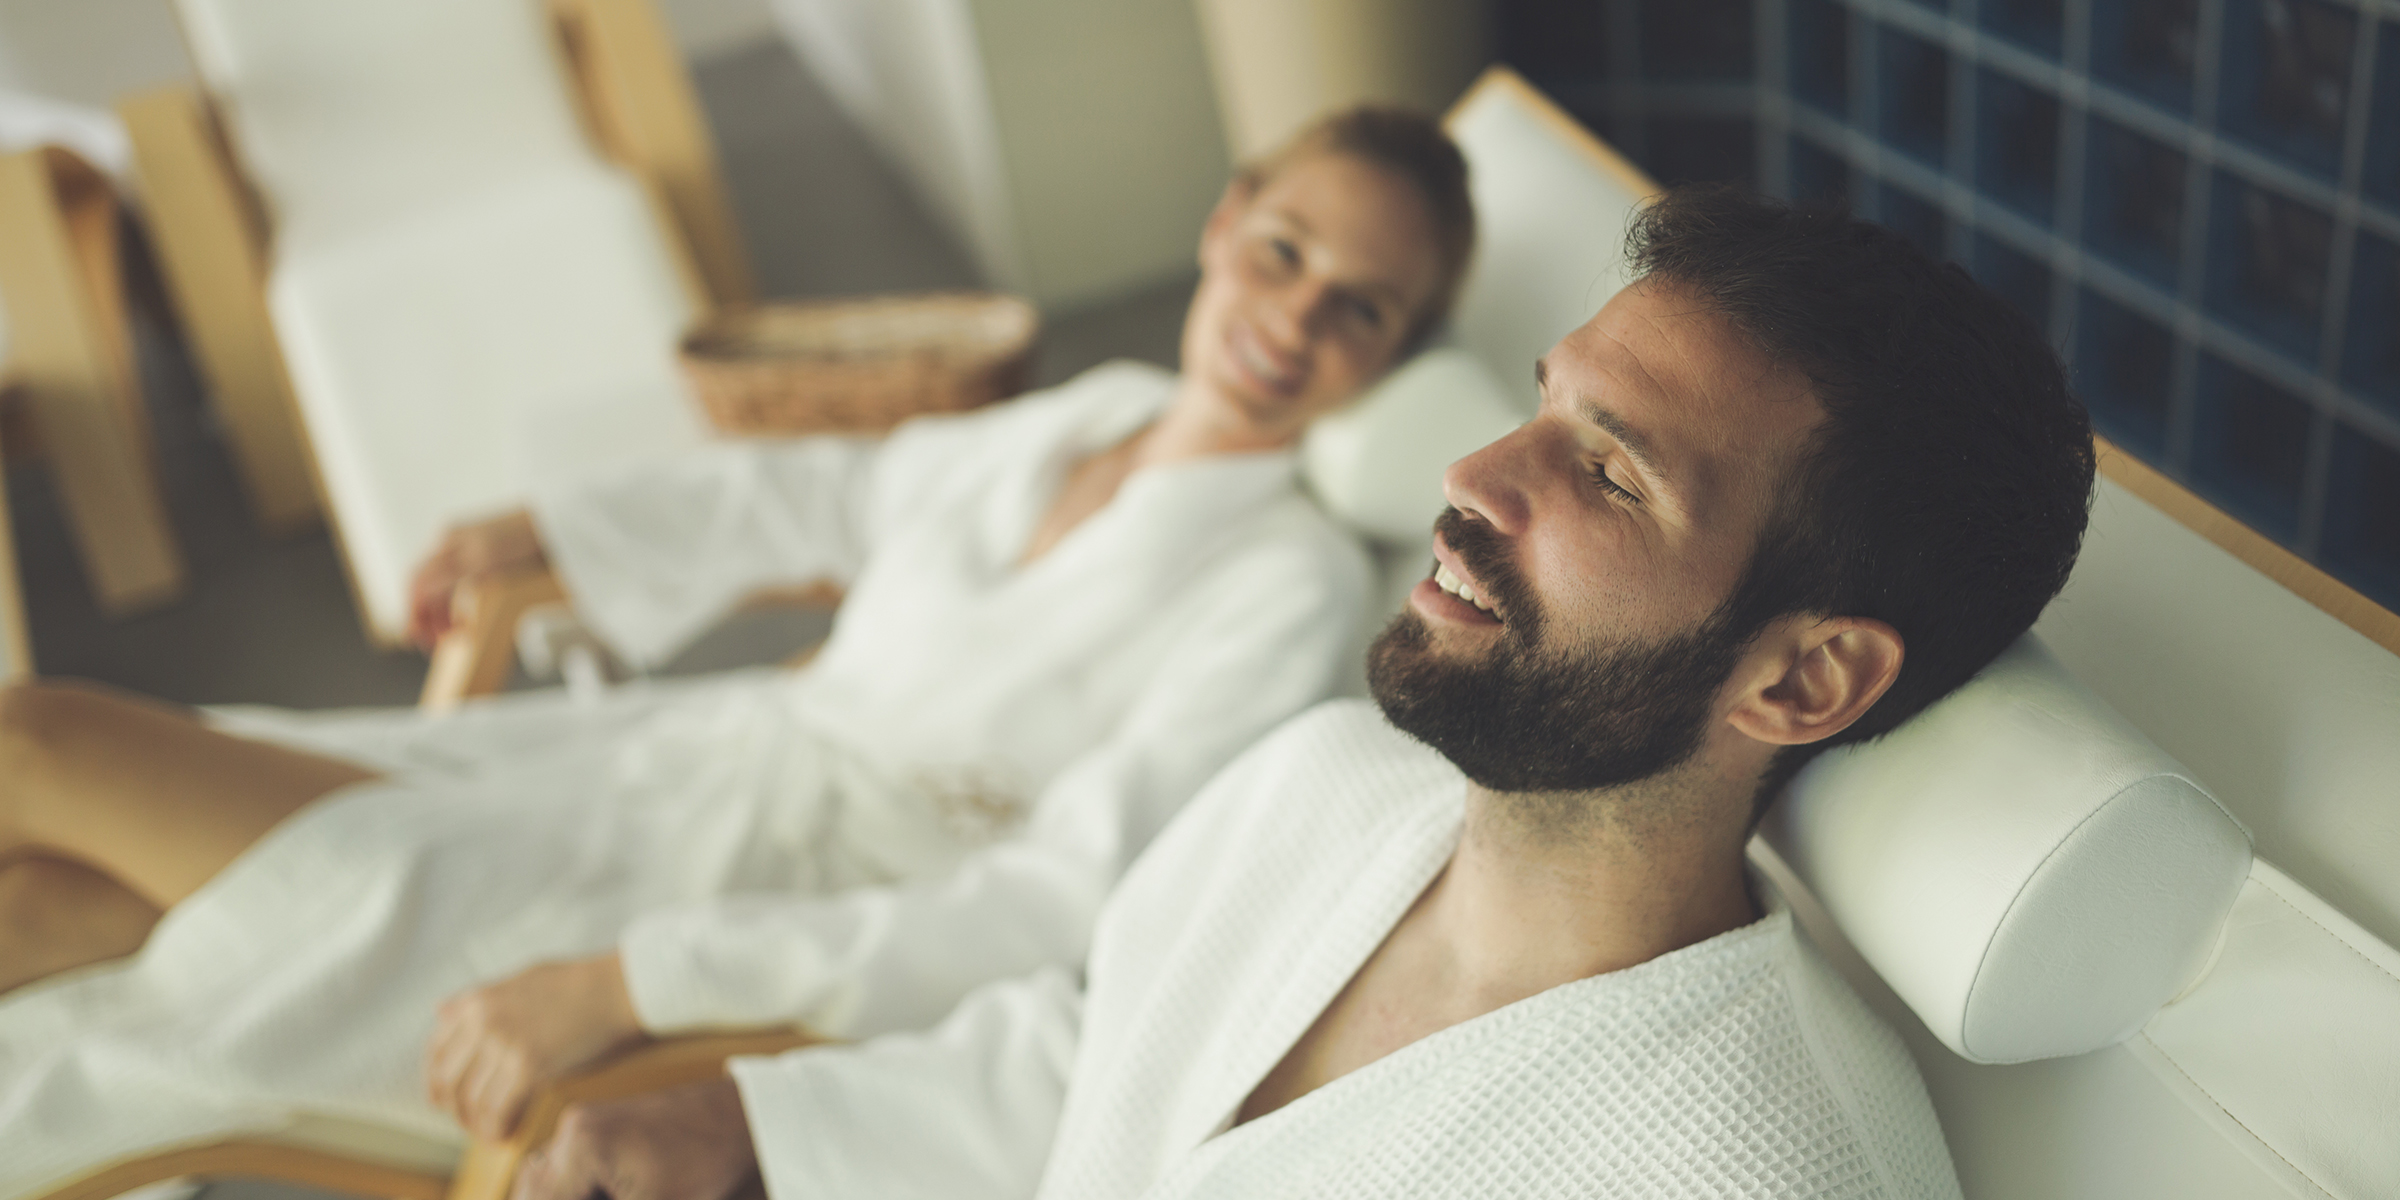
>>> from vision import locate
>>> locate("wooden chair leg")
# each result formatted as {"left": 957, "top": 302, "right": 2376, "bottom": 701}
{"left": 117, "top": 86, "right": 322, "bottom": 535}
{"left": 445, "top": 1028, "right": 818, "bottom": 1200}
{"left": 0, "top": 147, "right": 186, "bottom": 615}
{"left": 0, "top": 381, "right": 31, "bottom": 683}
{"left": 420, "top": 566, "right": 570, "bottom": 712}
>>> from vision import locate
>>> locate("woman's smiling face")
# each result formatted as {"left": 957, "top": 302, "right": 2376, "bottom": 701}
{"left": 1177, "top": 151, "right": 1447, "bottom": 446}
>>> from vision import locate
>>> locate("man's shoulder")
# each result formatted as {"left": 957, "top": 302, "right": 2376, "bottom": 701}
{"left": 1380, "top": 913, "right": 1962, "bottom": 1200}
{"left": 1756, "top": 922, "right": 1964, "bottom": 1199}
{"left": 1214, "top": 700, "right": 1459, "bottom": 818}
{"left": 1098, "top": 700, "right": 1459, "bottom": 948}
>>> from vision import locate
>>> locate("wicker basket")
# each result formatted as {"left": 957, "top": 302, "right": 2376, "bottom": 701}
{"left": 680, "top": 293, "right": 1040, "bottom": 436}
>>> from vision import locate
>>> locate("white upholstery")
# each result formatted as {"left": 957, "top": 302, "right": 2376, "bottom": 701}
{"left": 178, "top": 0, "right": 595, "bottom": 251}
{"left": 1761, "top": 637, "right": 2253, "bottom": 1064}
{"left": 179, "top": 0, "right": 701, "bottom": 640}
{"left": 1444, "top": 79, "right": 1649, "bottom": 408}
{"left": 1300, "top": 347, "right": 1522, "bottom": 547}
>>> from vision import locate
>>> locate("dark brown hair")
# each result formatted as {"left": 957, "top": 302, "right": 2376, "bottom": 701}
{"left": 1624, "top": 185, "right": 2096, "bottom": 813}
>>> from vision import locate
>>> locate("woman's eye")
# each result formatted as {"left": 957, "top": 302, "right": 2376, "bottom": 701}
{"left": 1342, "top": 296, "right": 1383, "bottom": 329}
{"left": 1270, "top": 237, "right": 1300, "bottom": 267}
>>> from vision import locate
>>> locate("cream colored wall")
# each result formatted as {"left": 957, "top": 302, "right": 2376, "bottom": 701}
{"left": 768, "top": 0, "right": 1230, "bottom": 309}
{"left": 1193, "top": 0, "right": 1491, "bottom": 160}
{"left": 770, "top": 0, "right": 1022, "bottom": 286}
{"left": 973, "top": 0, "right": 1226, "bottom": 306}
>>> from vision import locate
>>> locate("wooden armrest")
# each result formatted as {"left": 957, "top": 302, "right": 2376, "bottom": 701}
{"left": 444, "top": 1028, "right": 819, "bottom": 1200}
{"left": 419, "top": 566, "right": 570, "bottom": 712}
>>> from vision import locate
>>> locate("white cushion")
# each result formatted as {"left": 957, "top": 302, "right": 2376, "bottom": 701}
{"left": 179, "top": 0, "right": 596, "bottom": 246}
{"left": 268, "top": 164, "right": 701, "bottom": 641}
{"left": 1445, "top": 78, "right": 1650, "bottom": 406}
{"left": 1300, "top": 347, "right": 1522, "bottom": 546}
{"left": 1759, "top": 636, "right": 2253, "bottom": 1064}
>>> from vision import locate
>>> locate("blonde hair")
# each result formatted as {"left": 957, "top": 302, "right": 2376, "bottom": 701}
{"left": 1239, "top": 105, "right": 1476, "bottom": 350}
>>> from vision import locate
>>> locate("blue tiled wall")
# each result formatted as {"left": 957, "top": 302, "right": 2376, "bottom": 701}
{"left": 1498, "top": 0, "right": 2400, "bottom": 611}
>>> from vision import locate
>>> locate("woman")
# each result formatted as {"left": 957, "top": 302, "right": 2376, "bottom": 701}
{"left": 0, "top": 107, "right": 1475, "bottom": 1188}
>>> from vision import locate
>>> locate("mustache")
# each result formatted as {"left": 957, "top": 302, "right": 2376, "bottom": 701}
{"left": 1432, "top": 507, "right": 1540, "bottom": 640}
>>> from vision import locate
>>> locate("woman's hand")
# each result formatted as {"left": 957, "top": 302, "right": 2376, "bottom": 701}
{"left": 426, "top": 951, "right": 648, "bottom": 1140}
{"left": 407, "top": 509, "right": 547, "bottom": 649}
{"left": 511, "top": 1078, "right": 758, "bottom": 1200}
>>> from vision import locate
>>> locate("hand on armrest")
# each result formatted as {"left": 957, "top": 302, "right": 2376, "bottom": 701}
{"left": 509, "top": 1078, "right": 759, "bottom": 1200}
{"left": 427, "top": 952, "right": 649, "bottom": 1141}
{"left": 408, "top": 509, "right": 548, "bottom": 649}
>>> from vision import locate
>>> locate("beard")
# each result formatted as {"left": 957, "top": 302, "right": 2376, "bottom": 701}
{"left": 1368, "top": 509, "right": 1754, "bottom": 795}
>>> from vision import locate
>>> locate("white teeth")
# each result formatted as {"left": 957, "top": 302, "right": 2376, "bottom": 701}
{"left": 1432, "top": 563, "right": 1497, "bottom": 616}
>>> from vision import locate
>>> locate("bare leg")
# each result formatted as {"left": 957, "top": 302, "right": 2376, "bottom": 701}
{"left": 0, "top": 680, "right": 378, "bottom": 909}
{"left": 0, "top": 854, "right": 159, "bottom": 993}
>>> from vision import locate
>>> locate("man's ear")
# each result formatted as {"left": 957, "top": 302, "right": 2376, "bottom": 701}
{"left": 1198, "top": 175, "right": 1257, "bottom": 265}
{"left": 1725, "top": 616, "right": 1904, "bottom": 747}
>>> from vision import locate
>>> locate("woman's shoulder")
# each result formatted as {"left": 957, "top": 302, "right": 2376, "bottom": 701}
{"left": 892, "top": 359, "right": 1178, "bottom": 452}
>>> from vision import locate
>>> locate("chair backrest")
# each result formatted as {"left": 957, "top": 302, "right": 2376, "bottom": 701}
{"left": 172, "top": 0, "right": 711, "bottom": 643}
{"left": 1445, "top": 65, "right": 2400, "bottom": 1200}
{"left": 177, "top": 0, "right": 597, "bottom": 246}
{"left": 1444, "top": 70, "right": 1653, "bottom": 416}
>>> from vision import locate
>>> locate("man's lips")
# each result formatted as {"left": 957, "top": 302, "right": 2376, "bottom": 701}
{"left": 1416, "top": 534, "right": 1504, "bottom": 626}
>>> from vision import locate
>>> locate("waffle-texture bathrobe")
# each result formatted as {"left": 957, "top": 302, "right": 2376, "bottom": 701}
{"left": 0, "top": 361, "right": 1370, "bottom": 1195}
{"left": 734, "top": 701, "right": 1966, "bottom": 1199}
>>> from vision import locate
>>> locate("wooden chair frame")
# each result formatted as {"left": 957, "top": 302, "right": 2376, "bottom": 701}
{"left": 0, "top": 145, "right": 186, "bottom": 621}
{"left": 119, "top": 0, "right": 754, "bottom": 639}
{"left": 29, "top": 1029, "right": 816, "bottom": 1200}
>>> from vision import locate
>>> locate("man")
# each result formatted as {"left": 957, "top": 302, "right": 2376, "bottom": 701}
{"left": 513, "top": 185, "right": 2090, "bottom": 1199}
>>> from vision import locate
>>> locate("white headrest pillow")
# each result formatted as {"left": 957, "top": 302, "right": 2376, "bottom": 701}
{"left": 1301, "top": 347, "right": 1525, "bottom": 545}
{"left": 1759, "top": 635, "right": 2252, "bottom": 1064}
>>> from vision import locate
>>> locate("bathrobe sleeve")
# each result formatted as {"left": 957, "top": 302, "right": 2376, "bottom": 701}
{"left": 614, "top": 506, "right": 1370, "bottom": 1039}
{"left": 730, "top": 967, "right": 1082, "bottom": 1199}
{"left": 528, "top": 434, "right": 884, "bottom": 668}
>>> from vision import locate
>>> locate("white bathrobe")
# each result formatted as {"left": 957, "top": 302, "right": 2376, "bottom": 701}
{"left": 734, "top": 700, "right": 1965, "bottom": 1199}
{"left": 0, "top": 362, "right": 1371, "bottom": 1195}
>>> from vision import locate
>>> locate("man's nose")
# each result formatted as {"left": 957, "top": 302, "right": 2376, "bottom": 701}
{"left": 1442, "top": 423, "right": 1539, "bottom": 536}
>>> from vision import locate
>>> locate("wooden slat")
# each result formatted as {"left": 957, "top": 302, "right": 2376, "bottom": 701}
{"left": 29, "top": 1139, "right": 449, "bottom": 1200}
{"left": 2095, "top": 436, "right": 2400, "bottom": 658}
{"left": 550, "top": 0, "right": 756, "bottom": 311}
{"left": 444, "top": 1029, "right": 816, "bottom": 1200}
{"left": 0, "top": 380, "right": 30, "bottom": 682}
{"left": 117, "top": 86, "right": 322, "bottom": 534}
{"left": 420, "top": 566, "right": 570, "bottom": 711}
{"left": 0, "top": 147, "right": 186, "bottom": 614}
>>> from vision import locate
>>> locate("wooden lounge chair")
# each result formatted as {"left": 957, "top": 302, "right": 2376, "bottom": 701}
{"left": 120, "top": 0, "right": 751, "bottom": 648}
{"left": 0, "top": 144, "right": 185, "bottom": 626}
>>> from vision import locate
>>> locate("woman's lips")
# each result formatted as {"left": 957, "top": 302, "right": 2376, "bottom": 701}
{"left": 1225, "top": 322, "right": 1302, "bottom": 397}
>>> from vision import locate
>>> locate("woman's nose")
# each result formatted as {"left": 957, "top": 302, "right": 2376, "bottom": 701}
{"left": 1261, "top": 280, "right": 1328, "bottom": 346}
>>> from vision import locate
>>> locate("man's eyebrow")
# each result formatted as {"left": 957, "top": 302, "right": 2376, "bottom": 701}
{"left": 1535, "top": 356, "right": 1673, "bottom": 489}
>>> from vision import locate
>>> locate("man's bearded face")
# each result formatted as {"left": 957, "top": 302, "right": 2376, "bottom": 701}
{"left": 1368, "top": 507, "right": 1753, "bottom": 794}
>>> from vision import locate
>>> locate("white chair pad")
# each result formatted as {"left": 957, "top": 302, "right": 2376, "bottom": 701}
{"left": 267, "top": 163, "right": 701, "bottom": 641}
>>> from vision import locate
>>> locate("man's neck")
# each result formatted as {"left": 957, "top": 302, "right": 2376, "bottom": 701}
{"left": 1428, "top": 775, "right": 1763, "bottom": 1011}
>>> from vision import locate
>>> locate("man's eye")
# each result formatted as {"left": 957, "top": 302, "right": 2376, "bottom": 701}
{"left": 1342, "top": 296, "right": 1383, "bottom": 328}
{"left": 1271, "top": 237, "right": 1300, "bottom": 267}
{"left": 1589, "top": 465, "right": 1640, "bottom": 504}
